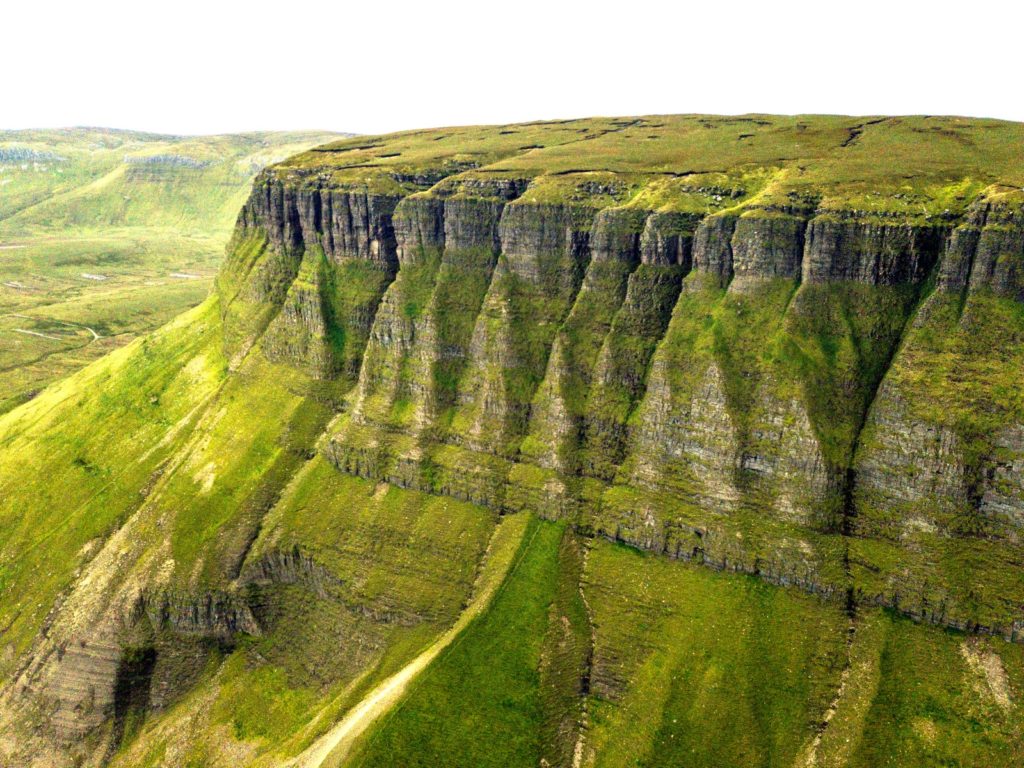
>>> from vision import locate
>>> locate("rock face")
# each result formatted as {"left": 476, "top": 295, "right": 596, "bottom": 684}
{"left": 640, "top": 211, "right": 700, "bottom": 267}
{"left": 139, "top": 591, "right": 259, "bottom": 638}
{"left": 238, "top": 178, "right": 401, "bottom": 268}
{"left": 730, "top": 211, "right": 807, "bottom": 282}
{"left": 692, "top": 213, "right": 737, "bottom": 284}
{"left": 46, "top": 636, "right": 124, "bottom": 738}
{"left": 802, "top": 216, "right": 945, "bottom": 284}
{"left": 210, "top": 156, "right": 1024, "bottom": 642}
{"left": 980, "top": 425, "right": 1024, "bottom": 537}
{"left": 968, "top": 202, "right": 1024, "bottom": 299}
{"left": 229, "top": 175, "right": 1024, "bottom": 645}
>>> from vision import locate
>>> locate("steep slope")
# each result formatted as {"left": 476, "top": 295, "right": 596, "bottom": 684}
{"left": 0, "top": 128, "right": 343, "bottom": 413}
{"left": 1, "top": 115, "right": 1022, "bottom": 767}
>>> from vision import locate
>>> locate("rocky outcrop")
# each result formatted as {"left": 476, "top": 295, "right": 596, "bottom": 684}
{"left": 838, "top": 199, "right": 1024, "bottom": 639}
{"left": 138, "top": 591, "right": 259, "bottom": 639}
{"left": 497, "top": 201, "right": 592, "bottom": 286}
{"left": 393, "top": 195, "right": 446, "bottom": 263}
{"left": 328, "top": 192, "right": 510, "bottom": 481}
{"left": 219, "top": 165, "right": 1024, "bottom": 642}
{"left": 238, "top": 175, "right": 401, "bottom": 268}
{"left": 440, "top": 198, "right": 506, "bottom": 253}
{"left": 242, "top": 546, "right": 344, "bottom": 598}
{"left": 967, "top": 201, "right": 1024, "bottom": 300}
{"left": 936, "top": 196, "right": 1024, "bottom": 301}
{"left": 692, "top": 213, "right": 737, "bottom": 285}
{"left": 853, "top": 385, "right": 967, "bottom": 538}
{"left": 640, "top": 211, "right": 702, "bottom": 267}
{"left": 802, "top": 215, "right": 945, "bottom": 284}
{"left": 12, "top": 588, "right": 256, "bottom": 747}
{"left": 937, "top": 201, "right": 989, "bottom": 292}
{"left": 731, "top": 211, "right": 807, "bottom": 283}
{"left": 740, "top": 388, "right": 836, "bottom": 527}
{"left": 259, "top": 247, "right": 339, "bottom": 377}
{"left": 629, "top": 360, "right": 741, "bottom": 507}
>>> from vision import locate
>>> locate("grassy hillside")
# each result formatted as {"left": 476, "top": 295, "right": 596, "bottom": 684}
{"left": 0, "top": 128, "right": 342, "bottom": 412}
{"left": 0, "top": 115, "right": 1022, "bottom": 767}
{"left": 348, "top": 532, "right": 1023, "bottom": 768}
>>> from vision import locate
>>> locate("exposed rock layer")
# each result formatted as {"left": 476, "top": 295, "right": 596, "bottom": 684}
{"left": 221, "top": 168, "right": 1024, "bottom": 644}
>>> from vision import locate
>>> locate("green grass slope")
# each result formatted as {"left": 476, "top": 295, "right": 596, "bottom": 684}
{"left": 347, "top": 517, "right": 564, "bottom": 768}
{"left": 345, "top": 531, "right": 1023, "bottom": 768}
{"left": 0, "top": 298, "right": 226, "bottom": 664}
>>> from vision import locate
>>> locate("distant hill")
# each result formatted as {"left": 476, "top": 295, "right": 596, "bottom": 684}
{"left": 0, "top": 127, "right": 345, "bottom": 411}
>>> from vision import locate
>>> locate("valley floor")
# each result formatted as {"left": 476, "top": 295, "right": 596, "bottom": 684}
{"left": 0, "top": 232, "right": 217, "bottom": 414}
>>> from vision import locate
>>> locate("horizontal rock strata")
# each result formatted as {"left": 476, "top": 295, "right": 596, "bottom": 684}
{"left": 215, "top": 163, "right": 1024, "bottom": 643}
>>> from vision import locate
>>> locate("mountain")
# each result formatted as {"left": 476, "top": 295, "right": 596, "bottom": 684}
{"left": 0, "top": 128, "right": 344, "bottom": 413}
{"left": 1, "top": 115, "right": 1022, "bottom": 767}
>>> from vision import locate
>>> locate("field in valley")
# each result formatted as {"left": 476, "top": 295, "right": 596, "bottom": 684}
{"left": 0, "top": 128, "right": 343, "bottom": 413}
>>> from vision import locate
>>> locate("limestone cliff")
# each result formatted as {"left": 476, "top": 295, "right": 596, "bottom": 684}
{"left": 216, "top": 122, "right": 1024, "bottom": 642}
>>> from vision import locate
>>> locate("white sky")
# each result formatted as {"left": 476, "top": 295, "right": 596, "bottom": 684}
{"left": 3, "top": 0, "right": 1021, "bottom": 136}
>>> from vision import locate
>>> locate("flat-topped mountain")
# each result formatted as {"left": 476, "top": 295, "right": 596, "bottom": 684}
{"left": 1, "top": 115, "right": 1022, "bottom": 767}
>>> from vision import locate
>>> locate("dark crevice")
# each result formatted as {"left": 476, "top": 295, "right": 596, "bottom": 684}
{"left": 840, "top": 117, "right": 889, "bottom": 148}
{"left": 310, "top": 143, "right": 382, "bottom": 153}
{"left": 955, "top": 203, "right": 991, "bottom": 320}
{"left": 840, "top": 129, "right": 864, "bottom": 148}
{"left": 104, "top": 646, "right": 157, "bottom": 764}
{"left": 833, "top": 228, "right": 949, "bottom": 547}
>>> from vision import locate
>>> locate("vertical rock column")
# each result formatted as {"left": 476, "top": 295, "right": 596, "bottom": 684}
{"left": 850, "top": 196, "right": 1024, "bottom": 638}
{"left": 579, "top": 211, "right": 698, "bottom": 481}
{"left": 423, "top": 201, "right": 594, "bottom": 507}
{"left": 508, "top": 206, "right": 649, "bottom": 517}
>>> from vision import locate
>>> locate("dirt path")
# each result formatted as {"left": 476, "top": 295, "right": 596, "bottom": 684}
{"left": 61, "top": 322, "right": 100, "bottom": 340}
{"left": 6, "top": 314, "right": 101, "bottom": 343}
{"left": 50, "top": 318, "right": 101, "bottom": 340}
{"left": 12, "top": 328, "right": 63, "bottom": 341}
{"left": 287, "top": 513, "right": 532, "bottom": 768}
